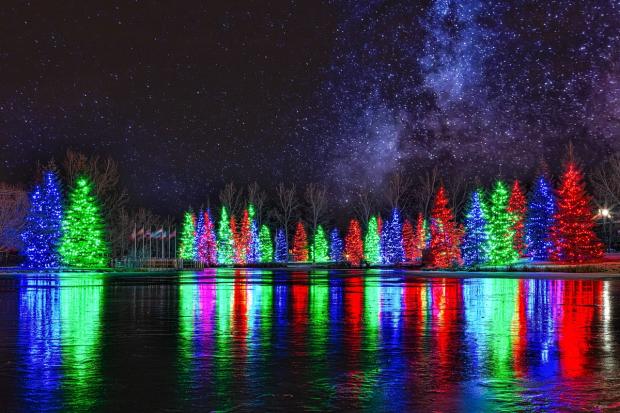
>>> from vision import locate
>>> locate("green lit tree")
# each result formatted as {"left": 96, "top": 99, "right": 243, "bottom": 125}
{"left": 311, "top": 225, "right": 329, "bottom": 263}
{"left": 58, "top": 175, "right": 108, "bottom": 268}
{"left": 485, "top": 180, "right": 519, "bottom": 265}
{"left": 178, "top": 210, "right": 196, "bottom": 260}
{"left": 364, "top": 215, "right": 381, "bottom": 264}
{"left": 259, "top": 224, "right": 273, "bottom": 263}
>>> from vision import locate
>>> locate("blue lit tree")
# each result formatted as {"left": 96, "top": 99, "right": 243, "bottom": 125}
{"left": 329, "top": 228, "right": 343, "bottom": 262}
{"left": 381, "top": 208, "right": 404, "bottom": 264}
{"left": 525, "top": 175, "right": 556, "bottom": 261}
{"left": 195, "top": 209, "right": 205, "bottom": 262}
{"left": 21, "top": 170, "right": 64, "bottom": 269}
{"left": 461, "top": 190, "right": 488, "bottom": 267}
{"left": 247, "top": 219, "right": 261, "bottom": 263}
{"left": 274, "top": 228, "right": 288, "bottom": 263}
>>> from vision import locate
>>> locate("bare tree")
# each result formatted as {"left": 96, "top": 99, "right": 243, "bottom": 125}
{"left": 413, "top": 166, "right": 439, "bottom": 217}
{"left": 446, "top": 173, "right": 471, "bottom": 219}
{"left": 385, "top": 170, "right": 413, "bottom": 213}
{"left": 247, "top": 182, "right": 267, "bottom": 225}
{"left": 219, "top": 182, "right": 243, "bottom": 218}
{"left": 0, "top": 183, "right": 28, "bottom": 252}
{"left": 274, "top": 182, "right": 298, "bottom": 244}
{"left": 353, "top": 187, "right": 375, "bottom": 228}
{"left": 591, "top": 152, "right": 620, "bottom": 208}
{"left": 304, "top": 183, "right": 328, "bottom": 236}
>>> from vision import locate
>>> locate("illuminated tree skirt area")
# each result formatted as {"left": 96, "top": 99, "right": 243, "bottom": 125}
{"left": 1, "top": 269, "right": 619, "bottom": 411}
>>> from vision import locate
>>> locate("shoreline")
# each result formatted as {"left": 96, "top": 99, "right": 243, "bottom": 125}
{"left": 1, "top": 265, "right": 619, "bottom": 278}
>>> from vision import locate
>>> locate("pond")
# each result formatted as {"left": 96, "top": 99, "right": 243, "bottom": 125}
{"left": 0, "top": 269, "right": 618, "bottom": 411}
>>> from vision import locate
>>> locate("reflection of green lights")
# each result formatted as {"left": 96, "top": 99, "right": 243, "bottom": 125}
{"left": 364, "top": 276, "right": 380, "bottom": 340}
{"left": 60, "top": 276, "right": 104, "bottom": 411}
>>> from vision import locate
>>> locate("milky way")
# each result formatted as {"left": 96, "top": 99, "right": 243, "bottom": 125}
{"left": 0, "top": 1, "right": 618, "bottom": 213}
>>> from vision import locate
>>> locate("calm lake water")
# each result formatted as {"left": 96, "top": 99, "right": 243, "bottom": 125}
{"left": 0, "top": 269, "right": 619, "bottom": 412}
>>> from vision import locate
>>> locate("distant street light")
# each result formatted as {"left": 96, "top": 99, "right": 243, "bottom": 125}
{"left": 598, "top": 207, "right": 613, "bottom": 251}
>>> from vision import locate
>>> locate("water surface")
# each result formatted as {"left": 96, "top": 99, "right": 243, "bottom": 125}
{"left": 0, "top": 269, "right": 619, "bottom": 412}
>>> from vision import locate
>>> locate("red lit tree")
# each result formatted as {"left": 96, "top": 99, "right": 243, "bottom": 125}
{"left": 344, "top": 219, "right": 364, "bottom": 266}
{"left": 292, "top": 221, "right": 308, "bottom": 262}
{"left": 508, "top": 180, "right": 527, "bottom": 257}
{"left": 203, "top": 210, "right": 218, "bottom": 265}
{"left": 402, "top": 219, "right": 416, "bottom": 262}
{"left": 230, "top": 215, "right": 243, "bottom": 264}
{"left": 550, "top": 162, "right": 603, "bottom": 263}
{"left": 377, "top": 216, "right": 383, "bottom": 236}
{"left": 238, "top": 207, "right": 252, "bottom": 264}
{"left": 428, "top": 186, "right": 462, "bottom": 268}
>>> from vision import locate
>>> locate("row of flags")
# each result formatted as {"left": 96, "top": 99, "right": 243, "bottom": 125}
{"left": 130, "top": 226, "right": 177, "bottom": 240}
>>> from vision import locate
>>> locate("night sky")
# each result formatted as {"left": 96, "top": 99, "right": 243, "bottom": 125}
{"left": 1, "top": 1, "right": 618, "bottom": 213}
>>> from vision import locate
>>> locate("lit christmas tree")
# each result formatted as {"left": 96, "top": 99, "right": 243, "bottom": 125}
{"left": 329, "top": 228, "right": 343, "bottom": 262}
{"left": 344, "top": 219, "right": 364, "bottom": 266}
{"left": 525, "top": 175, "right": 555, "bottom": 260}
{"left": 178, "top": 209, "right": 196, "bottom": 260}
{"left": 292, "top": 221, "right": 308, "bottom": 261}
{"left": 21, "top": 170, "right": 63, "bottom": 269}
{"left": 58, "top": 175, "right": 108, "bottom": 268}
{"left": 402, "top": 218, "right": 416, "bottom": 262}
{"left": 217, "top": 206, "right": 234, "bottom": 264}
{"left": 203, "top": 210, "right": 218, "bottom": 265}
{"left": 236, "top": 208, "right": 252, "bottom": 264}
{"left": 549, "top": 162, "right": 603, "bottom": 263}
{"left": 195, "top": 209, "right": 206, "bottom": 262}
{"left": 274, "top": 228, "right": 288, "bottom": 263}
{"left": 230, "top": 215, "right": 243, "bottom": 264}
{"left": 485, "top": 180, "right": 519, "bottom": 266}
{"left": 364, "top": 215, "right": 381, "bottom": 264}
{"left": 461, "top": 190, "right": 488, "bottom": 267}
{"left": 412, "top": 212, "right": 426, "bottom": 262}
{"left": 259, "top": 224, "right": 273, "bottom": 263}
{"left": 381, "top": 208, "right": 404, "bottom": 264}
{"left": 508, "top": 180, "right": 527, "bottom": 257}
{"left": 247, "top": 204, "right": 260, "bottom": 264}
{"left": 428, "top": 186, "right": 462, "bottom": 268}
{"left": 311, "top": 225, "right": 329, "bottom": 262}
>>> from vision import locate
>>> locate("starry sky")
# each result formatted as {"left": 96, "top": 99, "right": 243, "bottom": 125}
{"left": 1, "top": 1, "right": 618, "bottom": 213}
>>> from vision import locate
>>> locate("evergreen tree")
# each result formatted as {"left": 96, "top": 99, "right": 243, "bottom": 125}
{"left": 344, "top": 219, "right": 364, "bottom": 266}
{"left": 203, "top": 210, "right": 218, "bottom": 265}
{"left": 412, "top": 212, "right": 426, "bottom": 262}
{"left": 508, "top": 180, "right": 527, "bottom": 256}
{"left": 402, "top": 219, "right": 416, "bottom": 262}
{"left": 461, "top": 190, "right": 488, "bottom": 267}
{"left": 486, "top": 180, "right": 519, "bottom": 265}
{"left": 21, "top": 170, "right": 63, "bottom": 269}
{"left": 381, "top": 208, "right": 404, "bottom": 264}
{"left": 311, "top": 225, "right": 329, "bottom": 263}
{"left": 274, "top": 228, "right": 288, "bottom": 263}
{"left": 329, "top": 228, "right": 343, "bottom": 262}
{"left": 550, "top": 162, "right": 603, "bottom": 262}
{"left": 58, "top": 175, "right": 108, "bottom": 268}
{"left": 178, "top": 209, "right": 196, "bottom": 260}
{"left": 428, "top": 186, "right": 462, "bottom": 268}
{"left": 195, "top": 210, "right": 206, "bottom": 263}
{"left": 259, "top": 224, "right": 273, "bottom": 263}
{"left": 525, "top": 175, "right": 555, "bottom": 260}
{"left": 230, "top": 215, "right": 242, "bottom": 264}
{"left": 247, "top": 219, "right": 261, "bottom": 264}
{"left": 364, "top": 215, "right": 381, "bottom": 264}
{"left": 292, "top": 221, "right": 308, "bottom": 261}
{"left": 217, "top": 206, "right": 234, "bottom": 264}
